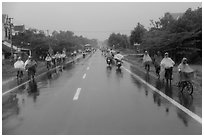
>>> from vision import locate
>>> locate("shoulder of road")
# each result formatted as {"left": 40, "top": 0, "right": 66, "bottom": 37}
{"left": 122, "top": 53, "right": 202, "bottom": 89}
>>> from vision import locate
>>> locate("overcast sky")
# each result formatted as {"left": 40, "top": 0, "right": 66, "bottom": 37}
{"left": 2, "top": 2, "right": 202, "bottom": 41}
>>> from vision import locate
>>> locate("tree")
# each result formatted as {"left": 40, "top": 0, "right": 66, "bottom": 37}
{"left": 141, "top": 7, "right": 202, "bottom": 63}
{"left": 108, "top": 33, "right": 129, "bottom": 49}
{"left": 130, "top": 23, "right": 147, "bottom": 45}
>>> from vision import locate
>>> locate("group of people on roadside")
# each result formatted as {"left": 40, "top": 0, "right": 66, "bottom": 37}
{"left": 14, "top": 56, "right": 37, "bottom": 80}
{"left": 14, "top": 50, "right": 67, "bottom": 80}
{"left": 142, "top": 50, "right": 194, "bottom": 82}
{"left": 45, "top": 51, "right": 66, "bottom": 70}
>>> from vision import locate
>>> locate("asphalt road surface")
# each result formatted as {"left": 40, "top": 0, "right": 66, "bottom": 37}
{"left": 2, "top": 50, "right": 202, "bottom": 135}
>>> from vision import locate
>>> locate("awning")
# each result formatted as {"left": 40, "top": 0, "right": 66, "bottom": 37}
{"left": 2, "top": 41, "right": 18, "bottom": 50}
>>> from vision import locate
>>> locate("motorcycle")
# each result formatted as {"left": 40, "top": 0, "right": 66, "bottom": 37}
{"left": 83, "top": 53, "right": 86, "bottom": 58}
{"left": 107, "top": 58, "right": 111, "bottom": 66}
{"left": 116, "top": 60, "right": 122, "bottom": 69}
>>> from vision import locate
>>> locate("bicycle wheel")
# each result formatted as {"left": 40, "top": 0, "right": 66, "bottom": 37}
{"left": 182, "top": 81, "right": 193, "bottom": 95}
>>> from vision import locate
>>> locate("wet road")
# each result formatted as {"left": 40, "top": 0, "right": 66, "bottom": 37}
{"left": 2, "top": 50, "right": 202, "bottom": 135}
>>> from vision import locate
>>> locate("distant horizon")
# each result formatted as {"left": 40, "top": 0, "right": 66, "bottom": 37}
{"left": 2, "top": 2, "right": 202, "bottom": 41}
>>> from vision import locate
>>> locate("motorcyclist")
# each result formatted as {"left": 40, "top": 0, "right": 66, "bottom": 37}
{"left": 45, "top": 54, "right": 52, "bottom": 69}
{"left": 110, "top": 49, "right": 115, "bottom": 58}
{"left": 178, "top": 57, "right": 194, "bottom": 82}
{"left": 106, "top": 51, "right": 113, "bottom": 65}
{"left": 114, "top": 51, "right": 124, "bottom": 68}
{"left": 82, "top": 51, "right": 86, "bottom": 58}
{"left": 143, "top": 51, "right": 152, "bottom": 72}
{"left": 14, "top": 57, "right": 25, "bottom": 79}
{"left": 25, "top": 56, "right": 37, "bottom": 79}
{"left": 160, "top": 52, "right": 175, "bottom": 80}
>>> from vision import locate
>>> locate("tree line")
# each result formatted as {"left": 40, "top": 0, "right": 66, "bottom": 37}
{"left": 12, "top": 29, "right": 97, "bottom": 59}
{"left": 107, "top": 7, "right": 202, "bottom": 64}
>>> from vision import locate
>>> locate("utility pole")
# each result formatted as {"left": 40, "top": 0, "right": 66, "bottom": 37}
{"left": 47, "top": 30, "right": 53, "bottom": 55}
{"left": 8, "top": 17, "right": 14, "bottom": 60}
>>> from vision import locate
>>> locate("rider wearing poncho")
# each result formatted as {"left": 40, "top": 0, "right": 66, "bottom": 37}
{"left": 143, "top": 51, "right": 152, "bottom": 71}
{"left": 160, "top": 52, "right": 175, "bottom": 80}
{"left": 178, "top": 58, "right": 194, "bottom": 81}
{"left": 14, "top": 57, "right": 25, "bottom": 78}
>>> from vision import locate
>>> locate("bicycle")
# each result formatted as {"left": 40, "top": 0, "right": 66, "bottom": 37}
{"left": 177, "top": 72, "right": 194, "bottom": 95}
{"left": 144, "top": 63, "right": 150, "bottom": 73}
{"left": 16, "top": 69, "right": 24, "bottom": 80}
{"left": 27, "top": 66, "right": 36, "bottom": 81}
{"left": 165, "top": 67, "right": 173, "bottom": 85}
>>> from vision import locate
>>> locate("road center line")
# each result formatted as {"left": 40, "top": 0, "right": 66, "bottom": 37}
{"left": 83, "top": 74, "right": 86, "bottom": 79}
{"left": 73, "top": 88, "right": 81, "bottom": 101}
{"left": 122, "top": 66, "right": 202, "bottom": 124}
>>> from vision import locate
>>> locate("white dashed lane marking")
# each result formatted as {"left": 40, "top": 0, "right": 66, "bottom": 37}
{"left": 83, "top": 74, "right": 86, "bottom": 79}
{"left": 73, "top": 88, "right": 81, "bottom": 101}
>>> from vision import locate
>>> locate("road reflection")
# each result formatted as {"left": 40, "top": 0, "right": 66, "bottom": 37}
{"left": 128, "top": 66, "right": 197, "bottom": 126}
{"left": 106, "top": 66, "right": 112, "bottom": 78}
{"left": 164, "top": 85, "right": 173, "bottom": 98}
{"left": 116, "top": 68, "right": 123, "bottom": 78}
{"left": 26, "top": 80, "right": 40, "bottom": 103}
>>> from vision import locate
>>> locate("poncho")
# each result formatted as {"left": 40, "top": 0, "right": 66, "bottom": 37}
{"left": 14, "top": 61, "right": 25, "bottom": 70}
{"left": 160, "top": 57, "right": 175, "bottom": 68}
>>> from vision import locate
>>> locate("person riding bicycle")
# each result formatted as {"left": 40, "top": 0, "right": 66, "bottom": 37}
{"left": 160, "top": 52, "right": 175, "bottom": 80}
{"left": 51, "top": 54, "right": 56, "bottom": 67}
{"left": 178, "top": 58, "right": 194, "bottom": 82}
{"left": 14, "top": 57, "right": 25, "bottom": 79}
{"left": 143, "top": 51, "right": 152, "bottom": 72}
{"left": 55, "top": 52, "right": 61, "bottom": 65}
{"left": 153, "top": 51, "right": 163, "bottom": 78}
{"left": 45, "top": 54, "right": 52, "bottom": 69}
{"left": 62, "top": 51, "right": 66, "bottom": 63}
{"left": 25, "top": 56, "right": 37, "bottom": 79}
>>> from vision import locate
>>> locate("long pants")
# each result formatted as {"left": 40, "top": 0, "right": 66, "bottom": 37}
{"left": 17, "top": 70, "right": 23, "bottom": 78}
{"left": 145, "top": 64, "right": 150, "bottom": 71}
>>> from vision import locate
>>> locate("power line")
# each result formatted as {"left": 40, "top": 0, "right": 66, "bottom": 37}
{"left": 72, "top": 30, "right": 131, "bottom": 33}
